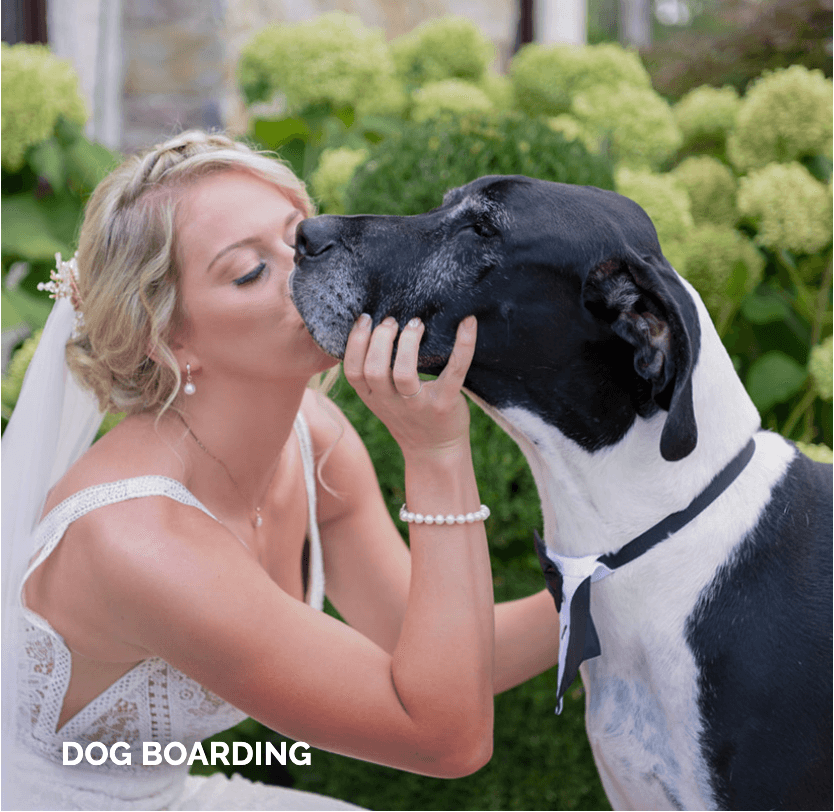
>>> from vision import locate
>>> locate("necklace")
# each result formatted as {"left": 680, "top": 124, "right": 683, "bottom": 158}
{"left": 178, "top": 413, "right": 275, "bottom": 529}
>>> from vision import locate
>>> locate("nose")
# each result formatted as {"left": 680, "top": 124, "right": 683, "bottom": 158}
{"left": 295, "top": 218, "right": 338, "bottom": 259}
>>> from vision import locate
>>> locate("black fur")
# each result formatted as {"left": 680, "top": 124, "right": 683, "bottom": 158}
{"left": 686, "top": 448, "right": 833, "bottom": 809}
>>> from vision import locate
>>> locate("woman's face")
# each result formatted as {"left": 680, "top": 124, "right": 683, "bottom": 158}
{"left": 172, "top": 169, "right": 336, "bottom": 385}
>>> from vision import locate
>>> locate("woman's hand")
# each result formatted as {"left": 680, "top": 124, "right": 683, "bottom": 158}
{"left": 343, "top": 314, "right": 477, "bottom": 457}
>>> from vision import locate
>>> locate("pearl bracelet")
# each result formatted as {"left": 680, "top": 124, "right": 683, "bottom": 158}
{"left": 398, "top": 504, "right": 490, "bottom": 525}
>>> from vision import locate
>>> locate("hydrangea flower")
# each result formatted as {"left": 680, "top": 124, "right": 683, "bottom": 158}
{"left": 674, "top": 85, "right": 741, "bottom": 154}
{"left": 510, "top": 42, "right": 651, "bottom": 118}
{"left": 677, "top": 224, "right": 764, "bottom": 316}
{"left": 573, "top": 84, "right": 682, "bottom": 170}
{"left": 727, "top": 65, "right": 833, "bottom": 172}
{"left": 737, "top": 162, "right": 833, "bottom": 254}
{"left": 411, "top": 79, "right": 494, "bottom": 122}
{"left": 672, "top": 156, "right": 738, "bottom": 226}
{"left": 479, "top": 72, "right": 513, "bottom": 110}
{"left": 391, "top": 16, "right": 494, "bottom": 89}
{"left": 309, "top": 147, "right": 369, "bottom": 213}
{"left": 808, "top": 336, "right": 833, "bottom": 402}
{"left": 795, "top": 442, "right": 833, "bottom": 464}
{"left": 237, "top": 13, "right": 397, "bottom": 115}
{"left": 615, "top": 168, "right": 693, "bottom": 253}
{"left": 1, "top": 43, "right": 87, "bottom": 172}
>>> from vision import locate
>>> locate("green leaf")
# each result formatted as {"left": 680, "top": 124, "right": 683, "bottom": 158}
{"left": 1, "top": 194, "right": 73, "bottom": 261}
{"left": 251, "top": 117, "right": 310, "bottom": 151}
{"left": 64, "top": 138, "right": 120, "bottom": 193}
{"left": 1, "top": 286, "right": 52, "bottom": 332}
{"left": 746, "top": 351, "right": 808, "bottom": 412}
{"left": 740, "top": 288, "right": 790, "bottom": 325}
{"left": 27, "top": 139, "right": 66, "bottom": 193}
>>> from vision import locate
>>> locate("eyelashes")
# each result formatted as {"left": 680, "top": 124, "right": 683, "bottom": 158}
{"left": 234, "top": 261, "right": 267, "bottom": 286}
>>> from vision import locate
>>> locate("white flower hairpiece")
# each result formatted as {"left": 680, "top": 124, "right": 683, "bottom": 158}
{"left": 38, "top": 252, "right": 84, "bottom": 336}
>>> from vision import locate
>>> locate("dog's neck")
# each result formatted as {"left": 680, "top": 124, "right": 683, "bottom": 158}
{"left": 471, "top": 285, "right": 761, "bottom": 558}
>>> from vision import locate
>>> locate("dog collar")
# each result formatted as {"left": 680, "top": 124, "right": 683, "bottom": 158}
{"left": 535, "top": 436, "right": 757, "bottom": 714}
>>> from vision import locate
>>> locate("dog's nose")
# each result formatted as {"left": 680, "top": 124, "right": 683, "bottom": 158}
{"left": 295, "top": 219, "right": 336, "bottom": 259}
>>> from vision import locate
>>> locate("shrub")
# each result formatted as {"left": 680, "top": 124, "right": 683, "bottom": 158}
{"left": 614, "top": 168, "right": 693, "bottom": 256}
{"left": 795, "top": 442, "right": 834, "bottom": 464}
{"left": 1, "top": 43, "right": 87, "bottom": 173}
{"left": 808, "top": 336, "right": 833, "bottom": 402}
{"left": 677, "top": 224, "right": 765, "bottom": 322}
{"left": 671, "top": 156, "right": 738, "bottom": 226}
{"left": 309, "top": 147, "right": 370, "bottom": 213}
{"left": 390, "top": 16, "right": 494, "bottom": 90}
{"left": 737, "top": 162, "right": 832, "bottom": 255}
{"left": 411, "top": 79, "right": 494, "bottom": 122}
{"left": 673, "top": 85, "right": 741, "bottom": 158}
{"left": 344, "top": 112, "right": 615, "bottom": 217}
{"left": 237, "top": 12, "right": 397, "bottom": 115}
{"left": 571, "top": 84, "right": 682, "bottom": 170}
{"left": 727, "top": 65, "right": 833, "bottom": 172}
{"left": 510, "top": 42, "right": 651, "bottom": 118}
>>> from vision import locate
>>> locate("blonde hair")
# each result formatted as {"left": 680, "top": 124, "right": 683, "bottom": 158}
{"left": 67, "top": 130, "right": 316, "bottom": 415}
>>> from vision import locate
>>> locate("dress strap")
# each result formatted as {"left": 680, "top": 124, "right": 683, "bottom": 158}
{"left": 293, "top": 413, "right": 325, "bottom": 610}
{"left": 21, "top": 476, "right": 217, "bottom": 601}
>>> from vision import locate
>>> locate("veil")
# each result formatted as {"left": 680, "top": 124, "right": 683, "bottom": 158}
{"left": 1, "top": 294, "right": 104, "bottom": 804}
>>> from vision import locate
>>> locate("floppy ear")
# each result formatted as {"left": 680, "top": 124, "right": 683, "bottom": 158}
{"left": 582, "top": 256, "right": 700, "bottom": 461}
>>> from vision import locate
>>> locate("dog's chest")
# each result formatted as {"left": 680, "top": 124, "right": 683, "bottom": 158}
{"left": 580, "top": 563, "right": 715, "bottom": 810}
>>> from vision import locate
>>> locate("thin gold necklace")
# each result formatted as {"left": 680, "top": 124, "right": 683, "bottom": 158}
{"left": 178, "top": 413, "right": 275, "bottom": 529}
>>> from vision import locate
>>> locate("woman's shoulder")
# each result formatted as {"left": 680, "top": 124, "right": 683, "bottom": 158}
{"left": 42, "top": 412, "right": 190, "bottom": 516}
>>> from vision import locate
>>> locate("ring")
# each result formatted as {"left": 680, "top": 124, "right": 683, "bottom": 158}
{"left": 400, "top": 383, "right": 423, "bottom": 399}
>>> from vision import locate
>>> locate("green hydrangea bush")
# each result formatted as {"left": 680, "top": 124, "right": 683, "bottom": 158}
{"left": 345, "top": 112, "right": 615, "bottom": 217}
{"left": 727, "top": 65, "right": 833, "bottom": 173}
{"left": 237, "top": 12, "right": 397, "bottom": 115}
{"left": 673, "top": 85, "right": 741, "bottom": 160}
{"left": 1, "top": 43, "right": 120, "bottom": 372}
{"left": 1, "top": 43, "right": 87, "bottom": 173}
{"left": 410, "top": 79, "right": 495, "bottom": 122}
{"left": 390, "top": 15, "right": 495, "bottom": 90}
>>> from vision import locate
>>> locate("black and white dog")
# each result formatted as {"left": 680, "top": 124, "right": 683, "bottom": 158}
{"left": 290, "top": 176, "right": 832, "bottom": 810}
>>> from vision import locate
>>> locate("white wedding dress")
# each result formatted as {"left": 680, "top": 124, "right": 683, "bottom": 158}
{"left": 10, "top": 413, "right": 359, "bottom": 811}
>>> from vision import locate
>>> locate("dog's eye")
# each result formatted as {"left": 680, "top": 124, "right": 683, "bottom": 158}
{"left": 463, "top": 221, "right": 497, "bottom": 239}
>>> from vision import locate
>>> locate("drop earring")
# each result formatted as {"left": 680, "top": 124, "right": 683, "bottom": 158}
{"left": 183, "top": 363, "right": 196, "bottom": 396}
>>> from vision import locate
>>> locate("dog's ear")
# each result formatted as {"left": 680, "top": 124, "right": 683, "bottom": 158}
{"left": 582, "top": 256, "right": 699, "bottom": 461}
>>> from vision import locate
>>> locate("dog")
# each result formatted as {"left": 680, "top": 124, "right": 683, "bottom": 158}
{"left": 290, "top": 175, "right": 832, "bottom": 810}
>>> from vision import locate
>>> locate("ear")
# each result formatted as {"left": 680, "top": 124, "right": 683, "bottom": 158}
{"left": 582, "top": 256, "right": 700, "bottom": 461}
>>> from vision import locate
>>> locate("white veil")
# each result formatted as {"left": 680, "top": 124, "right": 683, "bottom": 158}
{"left": 1, "top": 295, "right": 104, "bottom": 805}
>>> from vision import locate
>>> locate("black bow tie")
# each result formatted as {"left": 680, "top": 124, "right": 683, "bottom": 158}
{"left": 535, "top": 437, "right": 756, "bottom": 713}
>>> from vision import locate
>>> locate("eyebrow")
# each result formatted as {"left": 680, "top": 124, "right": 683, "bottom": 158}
{"left": 206, "top": 208, "right": 303, "bottom": 273}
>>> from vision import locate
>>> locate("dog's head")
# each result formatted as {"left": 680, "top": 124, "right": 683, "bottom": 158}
{"left": 291, "top": 175, "right": 700, "bottom": 461}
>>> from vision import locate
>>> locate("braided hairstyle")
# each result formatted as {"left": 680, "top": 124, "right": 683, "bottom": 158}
{"left": 66, "top": 130, "right": 314, "bottom": 416}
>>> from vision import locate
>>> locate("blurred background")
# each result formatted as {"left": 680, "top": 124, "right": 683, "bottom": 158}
{"left": 2, "top": 1, "right": 831, "bottom": 809}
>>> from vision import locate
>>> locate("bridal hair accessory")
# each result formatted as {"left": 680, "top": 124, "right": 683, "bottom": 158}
{"left": 37, "top": 252, "right": 84, "bottom": 336}
{"left": 399, "top": 504, "right": 490, "bottom": 525}
{"left": 183, "top": 364, "right": 196, "bottom": 396}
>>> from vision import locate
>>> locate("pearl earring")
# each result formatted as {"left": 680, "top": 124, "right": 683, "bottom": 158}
{"left": 183, "top": 363, "right": 196, "bottom": 396}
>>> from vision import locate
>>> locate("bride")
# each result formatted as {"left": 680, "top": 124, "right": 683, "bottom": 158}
{"left": 2, "top": 130, "right": 559, "bottom": 810}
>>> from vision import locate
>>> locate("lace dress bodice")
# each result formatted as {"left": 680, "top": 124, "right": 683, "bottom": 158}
{"left": 10, "top": 414, "right": 354, "bottom": 811}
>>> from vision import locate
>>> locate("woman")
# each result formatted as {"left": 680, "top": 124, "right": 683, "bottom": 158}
{"left": 2, "top": 131, "right": 559, "bottom": 810}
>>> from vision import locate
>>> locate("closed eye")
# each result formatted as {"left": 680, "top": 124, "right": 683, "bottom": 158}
{"left": 234, "top": 261, "right": 266, "bottom": 286}
{"left": 463, "top": 221, "right": 497, "bottom": 239}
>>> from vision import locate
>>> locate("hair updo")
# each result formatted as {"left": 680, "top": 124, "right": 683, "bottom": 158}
{"left": 66, "top": 130, "right": 314, "bottom": 415}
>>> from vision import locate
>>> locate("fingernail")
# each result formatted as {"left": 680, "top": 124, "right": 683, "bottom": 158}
{"left": 462, "top": 315, "right": 477, "bottom": 330}
{"left": 408, "top": 317, "right": 422, "bottom": 329}
{"left": 382, "top": 316, "right": 397, "bottom": 328}
{"left": 357, "top": 313, "right": 371, "bottom": 328}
